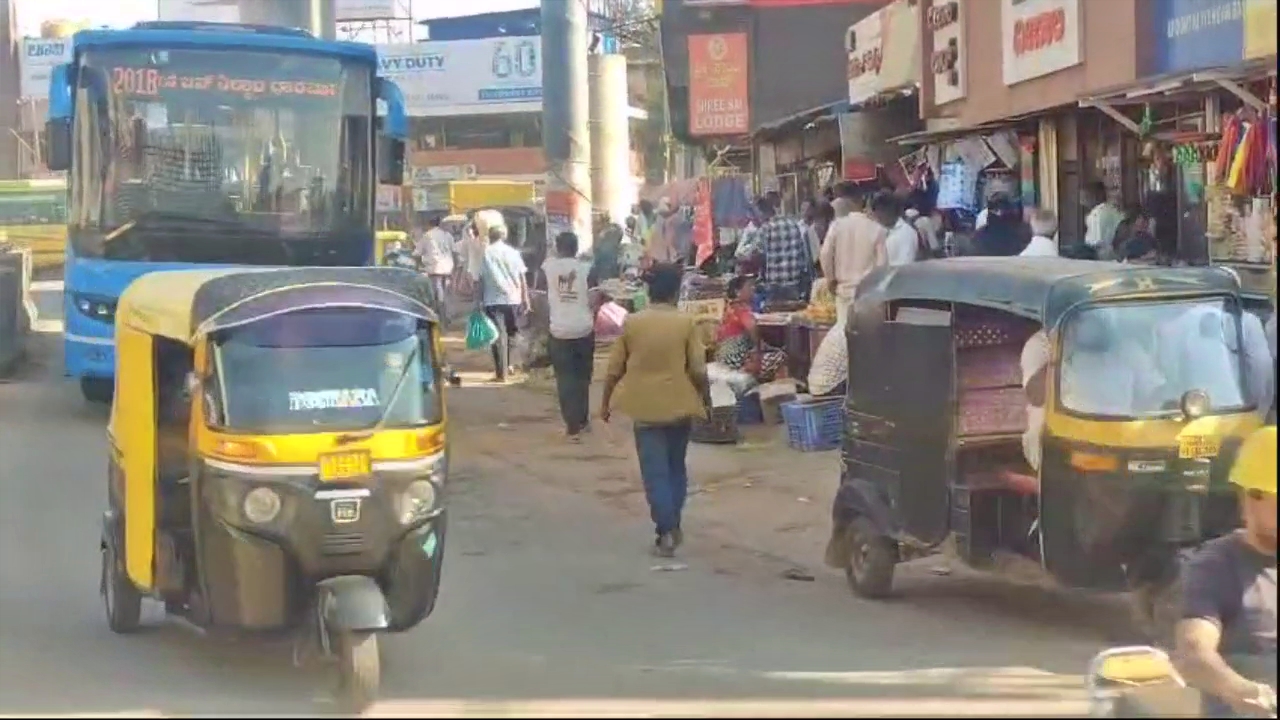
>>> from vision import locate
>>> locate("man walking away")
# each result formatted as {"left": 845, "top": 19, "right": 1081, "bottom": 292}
{"left": 479, "top": 223, "right": 530, "bottom": 382}
{"left": 600, "top": 263, "right": 709, "bottom": 558}
{"left": 542, "top": 231, "right": 596, "bottom": 439}
{"left": 820, "top": 188, "right": 886, "bottom": 325}
{"left": 417, "top": 215, "right": 456, "bottom": 324}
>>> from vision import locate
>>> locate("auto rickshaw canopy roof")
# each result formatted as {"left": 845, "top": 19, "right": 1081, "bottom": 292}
{"left": 115, "top": 266, "right": 439, "bottom": 345}
{"left": 854, "top": 258, "right": 1242, "bottom": 328}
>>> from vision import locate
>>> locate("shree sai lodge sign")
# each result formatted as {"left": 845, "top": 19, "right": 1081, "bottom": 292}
{"left": 1001, "top": 0, "right": 1083, "bottom": 86}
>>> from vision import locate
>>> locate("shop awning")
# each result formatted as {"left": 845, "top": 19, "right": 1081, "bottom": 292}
{"left": 751, "top": 99, "right": 854, "bottom": 138}
{"left": 1079, "top": 58, "right": 1277, "bottom": 134}
{"left": 886, "top": 111, "right": 1038, "bottom": 146}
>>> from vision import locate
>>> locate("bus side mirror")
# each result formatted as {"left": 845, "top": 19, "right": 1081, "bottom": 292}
{"left": 45, "top": 119, "right": 72, "bottom": 172}
{"left": 377, "top": 136, "right": 405, "bottom": 186}
{"left": 45, "top": 62, "right": 74, "bottom": 171}
{"left": 374, "top": 76, "right": 407, "bottom": 185}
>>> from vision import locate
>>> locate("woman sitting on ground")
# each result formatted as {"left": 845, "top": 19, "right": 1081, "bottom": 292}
{"left": 715, "top": 275, "right": 788, "bottom": 382}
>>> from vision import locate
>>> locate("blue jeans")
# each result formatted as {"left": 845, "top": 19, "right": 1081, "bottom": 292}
{"left": 633, "top": 421, "right": 692, "bottom": 537}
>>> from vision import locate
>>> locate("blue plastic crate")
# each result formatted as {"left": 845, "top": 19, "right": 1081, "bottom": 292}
{"left": 736, "top": 393, "right": 764, "bottom": 425}
{"left": 781, "top": 398, "right": 844, "bottom": 452}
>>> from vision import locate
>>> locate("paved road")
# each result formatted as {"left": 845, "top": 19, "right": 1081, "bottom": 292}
{"left": 1, "top": 289, "right": 1106, "bottom": 717}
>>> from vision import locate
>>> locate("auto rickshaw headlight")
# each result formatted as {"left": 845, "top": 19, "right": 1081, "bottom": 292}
{"left": 1180, "top": 389, "right": 1211, "bottom": 420}
{"left": 398, "top": 480, "right": 437, "bottom": 524}
{"left": 243, "top": 487, "right": 282, "bottom": 524}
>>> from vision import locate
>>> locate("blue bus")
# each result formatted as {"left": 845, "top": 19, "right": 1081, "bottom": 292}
{"left": 44, "top": 21, "right": 408, "bottom": 402}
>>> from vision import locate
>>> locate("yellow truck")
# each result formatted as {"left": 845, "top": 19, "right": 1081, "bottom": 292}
{"left": 0, "top": 178, "right": 67, "bottom": 271}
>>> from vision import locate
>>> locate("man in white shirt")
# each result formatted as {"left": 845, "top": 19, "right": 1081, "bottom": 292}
{"left": 1083, "top": 182, "right": 1124, "bottom": 260}
{"left": 1020, "top": 208, "right": 1060, "bottom": 257}
{"left": 882, "top": 195, "right": 920, "bottom": 267}
{"left": 820, "top": 189, "right": 888, "bottom": 325}
{"left": 1020, "top": 330, "right": 1051, "bottom": 471}
{"left": 541, "top": 231, "right": 597, "bottom": 439}
{"left": 415, "top": 215, "right": 456, "bottom": 320}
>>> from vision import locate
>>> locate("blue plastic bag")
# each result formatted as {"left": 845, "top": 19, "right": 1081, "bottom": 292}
{"left": 465, "top": 310, "right": 499, "bottom": 350}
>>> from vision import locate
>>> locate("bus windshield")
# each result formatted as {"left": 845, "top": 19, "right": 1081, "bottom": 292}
{"left": 69, "top": 46, "right": 373, "bottom": 265}
{"left": 0, "top": 192, "right": 67, "bottom": 226}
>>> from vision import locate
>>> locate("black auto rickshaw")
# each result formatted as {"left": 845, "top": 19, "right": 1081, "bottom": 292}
{"left": 103, "top": 266, "right": 448, "bottom": 710}
{"left": 825, "top": 258, "right": 1264, "bottom": 635}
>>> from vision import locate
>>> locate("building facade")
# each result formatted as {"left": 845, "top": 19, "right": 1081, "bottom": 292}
{"left": 913, "top": 0, "right": 1148, "bottom": 237}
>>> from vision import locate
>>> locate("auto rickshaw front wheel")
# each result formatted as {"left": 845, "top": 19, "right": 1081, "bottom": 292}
{"left": 101, "top": 541, "right": 142, "bottom": 633}
{"left": 80, "top": 377, "right": 113, "bottom": 404}
{"left": 844, "top": 517, "right": 897, "bottom": 599}
{"left": 334, "top": 630, "right": 380, "bottom": 712}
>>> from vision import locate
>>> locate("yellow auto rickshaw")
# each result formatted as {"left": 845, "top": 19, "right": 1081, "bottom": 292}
{"left": 827, "top": 259, "right": 1264, "bottom": 636}
{"left": 374, "top": 230, "right": 410, "bottom": 266}
{"left": 103, "top": 266, "right": 448, "bottom": 710}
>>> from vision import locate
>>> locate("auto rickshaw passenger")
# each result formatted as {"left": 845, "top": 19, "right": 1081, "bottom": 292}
{"left": 1173, "top": 425, "right": 1277, "bottom": 718}
{"left": 1156, "top": 304, "right": 1273, "bottom": 418}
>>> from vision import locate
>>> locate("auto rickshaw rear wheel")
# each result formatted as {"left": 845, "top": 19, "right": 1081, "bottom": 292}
{"left": 334, "top": 630, "right": 380, "bottom": 712}
{"left": 844, "top": 517, "right": 897, "bottom": 599}
{"left": 101, "top": 542, "right": 142, "bottom": 633}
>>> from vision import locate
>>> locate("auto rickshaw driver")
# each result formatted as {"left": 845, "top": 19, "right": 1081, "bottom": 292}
{"left": 1174, "top": 425, "right": 1277, "bottom": 718}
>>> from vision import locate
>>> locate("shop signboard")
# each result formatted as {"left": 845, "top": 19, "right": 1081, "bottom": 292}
{"left": 846, "top": 0, "right": 921, "bottom": 105}
{"left": 1000, "top": 0, "right": 1083, "bottom": 86}
{"left": 927, "top": 0, "right": 966, "bottom": 106}
{"left": 18, "top": 38, "right": 73, "bottom": 100}
{"left": 157, "top": 0, "right": 240, "bottom": 23}
{"left": 336, "top": 0, "right": 402, "bottom": 22}
{"left": 1150, "top": 0, "right": 1245, "bottom": 74}
{"left": 687, "top": 33, "right": 751, "bottom": 137}
{"left": 377, "top": 38, "right": 541, "bottom": 117}
{"left": 1243, "top": 0, "right": 1277, "bottom": 59}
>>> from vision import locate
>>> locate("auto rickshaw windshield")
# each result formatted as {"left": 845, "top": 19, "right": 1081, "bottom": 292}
{"left": 209, "top": 306, "right": 441, "bottom": 433}
{"left": 1059, "top": 297, "right": 1249, "bottom": 419}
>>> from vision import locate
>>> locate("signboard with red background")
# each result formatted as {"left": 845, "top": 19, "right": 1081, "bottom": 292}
{"left": 687, "top": 33, "right": 751, "bottom": 137}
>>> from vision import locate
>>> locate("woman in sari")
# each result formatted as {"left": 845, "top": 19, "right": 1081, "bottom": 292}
{"left": 715, "top": 275, "right": 788, "bottom": 382}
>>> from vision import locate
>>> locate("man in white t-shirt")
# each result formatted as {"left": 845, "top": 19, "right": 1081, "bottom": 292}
{"left": 415, "top": 215, "right": 456, "bottom": 320}
{"left": 540, "top": 231, "right": 597, "bottom": 439}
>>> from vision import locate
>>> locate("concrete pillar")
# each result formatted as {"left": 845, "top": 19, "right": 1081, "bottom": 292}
{"left": 588, "top": 53, "right": 632, "bottom": 225}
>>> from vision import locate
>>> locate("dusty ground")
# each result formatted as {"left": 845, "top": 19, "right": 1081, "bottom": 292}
{"left": 0, "top": 289, "right": 1149, "bottom": 717}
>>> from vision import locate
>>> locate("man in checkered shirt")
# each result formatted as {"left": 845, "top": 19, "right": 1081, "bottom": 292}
{"left": 754, "top": 196, "right": 813, "bottom": 300}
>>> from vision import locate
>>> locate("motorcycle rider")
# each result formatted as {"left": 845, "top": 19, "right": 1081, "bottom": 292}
{"left": 1173, "top": 425, "right": 1277, "bottom": 717}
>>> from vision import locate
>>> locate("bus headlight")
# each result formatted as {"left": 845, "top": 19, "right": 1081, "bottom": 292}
{"left": 243, "top": 487, "right": 282, "bottom": 524}
{"left": 72, "top": 293, "right": 117, "bottom": 323}
{"left": 397, "top": 480, "right": 437, "bottom": 524}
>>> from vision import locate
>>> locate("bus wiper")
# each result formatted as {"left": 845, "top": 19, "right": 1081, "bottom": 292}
{"left": 103, "top": 211, "right": 249, "bottom": 246}
{"left": 333, "top": 341, "right": 422, "bottom": 445}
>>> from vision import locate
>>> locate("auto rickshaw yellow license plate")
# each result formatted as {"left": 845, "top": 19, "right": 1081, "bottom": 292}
{"left": 318, "top": 451, "right": 372, "bottom": 481}
{"left": 1178, "top": 435, "right": 1220, "bottom": 459}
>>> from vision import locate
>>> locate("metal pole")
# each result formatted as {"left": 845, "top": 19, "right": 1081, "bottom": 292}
{"left": 541, "top": 0, "right": 593, "bottom": 247}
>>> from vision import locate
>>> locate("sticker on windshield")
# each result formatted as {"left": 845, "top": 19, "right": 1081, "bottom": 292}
{"left": 288, "top": 388, "right": 381, "bottom": 411}
{"left": 385, "top": 353, "right": 405, "bottom": 370}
